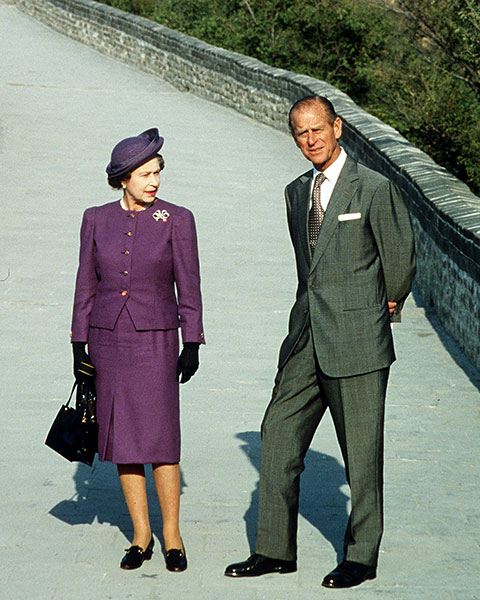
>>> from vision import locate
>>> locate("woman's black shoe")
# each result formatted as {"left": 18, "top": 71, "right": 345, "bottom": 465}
{"left": 165, "top": 547, "right": 187, "bottom": 572}
{"left": 120, "top": 537, "right": 154, "bottom": 570}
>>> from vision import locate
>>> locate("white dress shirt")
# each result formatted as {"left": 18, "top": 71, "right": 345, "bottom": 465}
{"left": 310, "top": 147, "right": 348, "bottom": 211}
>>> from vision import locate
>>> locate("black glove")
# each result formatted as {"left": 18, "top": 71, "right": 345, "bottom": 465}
{"left": 176, "top": 342, "right": 200, "bottom": 384}
{"left": 72, "top": 341, "right": 95, "bottom": 382}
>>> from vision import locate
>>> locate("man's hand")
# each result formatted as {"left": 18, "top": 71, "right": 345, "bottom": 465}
{"left": 388, "top": 302, "right": 397, "bottom": 317}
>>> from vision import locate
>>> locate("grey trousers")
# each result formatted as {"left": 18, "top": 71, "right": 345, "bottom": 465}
{"left": 255, "top": 325, "right": 389, "bottom": 566}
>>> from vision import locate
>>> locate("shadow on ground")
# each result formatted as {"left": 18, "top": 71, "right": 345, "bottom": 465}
{"left": 48, "top": 461, "right": 187, "bottom": 550}
{"left": 412, "top": 284, "right": 480, "bottom": 391}
{"left": 236, "top": 431, "right": 348, "bottom": 562}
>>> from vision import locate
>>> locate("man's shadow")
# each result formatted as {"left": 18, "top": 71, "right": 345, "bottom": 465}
{"left": 48, "top": 461, "right": 186, "bottom": 550}
{"left": 412, "top": 284, "right": 480, "bottom": 391}
{"left": 237, "top": 431, "right": 348, "bottom": 562}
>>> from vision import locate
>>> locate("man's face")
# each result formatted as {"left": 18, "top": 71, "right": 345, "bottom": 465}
{"left": 291, "top": 101, "right": 342, "bottom": 170}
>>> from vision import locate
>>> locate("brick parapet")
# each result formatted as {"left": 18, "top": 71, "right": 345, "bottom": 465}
{"left": 13, "top": 0, "right": 480, "bottom": 369}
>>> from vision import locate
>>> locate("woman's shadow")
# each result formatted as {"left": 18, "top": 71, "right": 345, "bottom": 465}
{"left": 49, "top": 433, "right": 348, "bottom": 561}
{"left": 237, "top": 431, "right": 349, "bottom": 562}
{"left": 48, "top": 461, "right": 186, "bottom": 549}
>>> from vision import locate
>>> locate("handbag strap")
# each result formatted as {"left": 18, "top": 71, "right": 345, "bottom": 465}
{"left": 65, "top": 381, "right": 78, "bottom": 407}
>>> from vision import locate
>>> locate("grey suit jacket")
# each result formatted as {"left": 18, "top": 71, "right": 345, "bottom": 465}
{"left": 278, "top": 156, "right": 416, "bottom": 377}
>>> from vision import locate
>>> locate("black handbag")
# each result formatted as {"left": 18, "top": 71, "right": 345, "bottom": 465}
{"left": 45, "top": 378, "right": 98, "bottom": 466}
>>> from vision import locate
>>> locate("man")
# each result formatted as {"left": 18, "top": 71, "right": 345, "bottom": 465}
{"left": 225, "top": 96, "right": 415, "bottom": 588}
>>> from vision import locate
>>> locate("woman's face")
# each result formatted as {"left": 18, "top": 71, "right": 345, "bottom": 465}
{"left": 122, "top": 157, "right": 161, "bottom": 205}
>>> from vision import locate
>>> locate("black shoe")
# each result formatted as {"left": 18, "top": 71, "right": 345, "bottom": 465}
{"left": 321, "top": 561, "right": 376, "bottom": 588}
{"left": 225, "top": 553, "right": 297, "bottom": 577}
{"left": 165, "top": 547, "right": 188, "bottom": 572}
{"left": 120, "top": 537, "right": 154, "bottom": 570}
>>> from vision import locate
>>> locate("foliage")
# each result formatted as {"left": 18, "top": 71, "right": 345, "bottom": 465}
{"left": 100, "top": 0, "right": 480, "bottom": 194}
{"left": 373, "top": 0, "right": 480, "bottom": 101}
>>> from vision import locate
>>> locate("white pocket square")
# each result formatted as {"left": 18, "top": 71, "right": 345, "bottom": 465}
{"left": 338, "top": 212, "right": 361, "bottom": 221}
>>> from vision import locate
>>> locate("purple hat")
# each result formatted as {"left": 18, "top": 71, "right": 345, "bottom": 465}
{"left": 106, "top": 128, "right": 164, "bottom": 179}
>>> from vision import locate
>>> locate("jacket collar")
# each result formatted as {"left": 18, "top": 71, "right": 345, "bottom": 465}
{"left": 309, "top": 156, "right": 359, "bottom": 272}
{"left": 292, "top": 170, "right": 314, "bottom": 267}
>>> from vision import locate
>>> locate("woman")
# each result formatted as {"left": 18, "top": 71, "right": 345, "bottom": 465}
{"left": 70, "top": 128, "right": 205, "bottom": 571}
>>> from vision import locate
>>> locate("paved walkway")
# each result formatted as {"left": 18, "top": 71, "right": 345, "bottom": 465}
{"left": 1, "top": 3, "right": 479, "bottom": 599}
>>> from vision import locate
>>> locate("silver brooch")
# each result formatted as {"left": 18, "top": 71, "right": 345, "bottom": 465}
{"left": 153, "top": 209, "right": 169, "bottom": 222}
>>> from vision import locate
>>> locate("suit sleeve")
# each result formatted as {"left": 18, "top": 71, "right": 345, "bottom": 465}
{"left": 172, "top": 209, "right": 205, "bottom": 344}
{"left": 369, "top": 180, "right": 416, "bottom": 314}
{"left": 70, "top": 208, "right": 98, "bottom": 342}
{"left": 284, "top": 186, "right": 295, "bottom": 244}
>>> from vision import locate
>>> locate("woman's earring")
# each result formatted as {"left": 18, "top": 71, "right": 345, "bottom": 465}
{"left": 122, "top": 184, "right": 126, "bottom": 190}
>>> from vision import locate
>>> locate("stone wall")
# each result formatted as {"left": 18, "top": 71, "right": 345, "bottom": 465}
{"left": 13, "top": 0, "right": 480, "bottom": 369}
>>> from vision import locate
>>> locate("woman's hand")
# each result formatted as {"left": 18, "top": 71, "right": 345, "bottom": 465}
{"left": 176, "top": 342, "right": 200, "bottom": 383}
{"left": 72, "top": 341, "right": 95, "bottom": 382}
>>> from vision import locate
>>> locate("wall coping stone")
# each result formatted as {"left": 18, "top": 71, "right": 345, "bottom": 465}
{"left": 14, "top": 0, "right": 480, "bottom": 251}
{"left": 12, "top": 0, "right": 480, "bottom": 369}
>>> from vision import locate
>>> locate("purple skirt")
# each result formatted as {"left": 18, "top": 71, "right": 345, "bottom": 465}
{"left": 88, "top": 307, "right": 180, "bottom": 464}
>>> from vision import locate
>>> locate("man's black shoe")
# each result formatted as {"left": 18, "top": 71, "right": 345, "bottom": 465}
{"left": 224, "top": 553, "right": 297, "bottom": 577}
{"left": 322, "top": 560, "right": 376, "bottom": 588}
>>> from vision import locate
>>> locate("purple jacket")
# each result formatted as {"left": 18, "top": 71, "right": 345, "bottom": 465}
{"left": 71, "top": 199, "right": 205, "bottom": 344}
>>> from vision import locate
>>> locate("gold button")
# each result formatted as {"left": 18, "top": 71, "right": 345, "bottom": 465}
{"left": 123, "top": 270, "right": 129, "bottom": 275}
{"left": 200, "top": 333, "right": 204, "bottom": 338}
{"left": 124, "top": 250, "right": 130, "bottom": 255}
{"left": 121, "top": 291, "right": 128, "bottom": 296}
{"left": 127, "top": 231, "right": 132, "bottom": 237}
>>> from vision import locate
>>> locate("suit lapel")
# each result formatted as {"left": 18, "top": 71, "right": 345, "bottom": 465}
{"left": 310, "top": 157, "right": 359, "bottom": 273}
{"left": 291, "top": 171, "right": 313, "bottom": 266}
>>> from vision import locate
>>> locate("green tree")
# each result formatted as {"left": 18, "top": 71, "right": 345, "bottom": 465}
{"left": 371, "top": 0, "right": 480, "bottom": 101}
{"left": 364, "top": 0, "right": 480, "bottom": 189}
{"left": 99, "top": 0, "right": 480, "bottom": 194}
